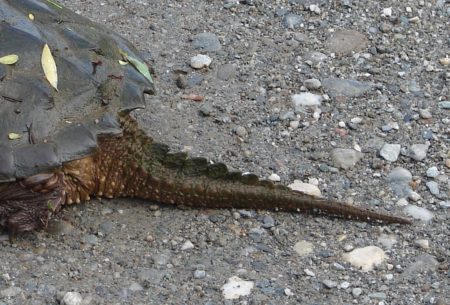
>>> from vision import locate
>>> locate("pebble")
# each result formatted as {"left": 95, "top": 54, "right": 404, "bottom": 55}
{"left": 352, "top": 287, "right": 363, "bottom": 297}
{"left": 199, "top": 103, "right": 212, "bottom": 116}
{"left": 408, "top": 191, "right": 422, "bottom": 202}
{"left": 369, "top": 292, "right": 387, "bottom": 301}
{"left": 284, "top": 288, "right": 294, "bottom": 296}
{"left": 333, "top": 262, "right": 346, "bottom": 271}
{"left": 287, "top": 180, "right": 321, "bottom": 197}
{"left": 426, "top": 166, "right": 439, "bottom": 178}
{"left": 419, "top": 109, "right": 432, "bottom": 119}
{"left": 439, "top": 201, "right": 450, "bottom": 208}
{"left": 426, "top": 181, "right": 440, "bottom": 196}
{"left": 282, "top": 13, "right": 303, "bottom": 29}
{"left": 387, "top": 167, "right": 413, "bottom": 197}
{"left": 83, "top": 234, "right": 98, "bottom": 245}
{"left": 325, "top": 30, "right": 368, "bottom": 56}
{"left": 322, "top": 280, "right": 338, "bottom": 289}
{"left": 303, "top": 78, "right": 322, "bottom": 90}
{"left": 351, "top": 117, "right": 363, "bottom": 124}
{"left": 1, "top": 286, "right": 22, "bottom": 298}
{"left": 396, "top": 198, "right": 409, "bottom": 206}
{"left": 379, "top": 143, "right": 401, "bottom": 162}
{"left": 414, "top": 239, "right": 430, "bottom": 249}
{"left": 403, "top": 254, "right": 439, "bottom": 277}
{"left": 340, "top": 281, "right": 350, "bottom": 289}
{"left": 193, "top": 270, "right": 206, "bottom": 279}
{"left": 291, "top": 93, "right": 322, "bottom": 111}
{"left": 129, "top": 282, "right": 143, "bottom": 292}
{"left": 217, "top": 64, "right": 236, "bottom": 81}
{"left": 268, "top": 173, "right": 281, "bottom": 182}
{"left": 293, "top": 240, "right": 314, "bottom": 257}
{"left": 304, "top": 269, "right": 315, "bottom": 277}
{"left": 322, "top": 78, "right": 371, "bottom": 98}
{"left": 192, "top": 32, "right": 221, "bottom": 51}
{"left": 331, "top": 148, "right": 364, "bottom": 170}
{"left": 405, "top": 144, "right": 428, "bottom": 161}
{"left": 439, "top": 101, "right": 450, "bottom": 109}
{"left": 342, "top": 246, "right": 387, "bottom": 272}
{"left": 181, "top": 240, "right": 194, "bottom": 250}
{"left": 235, "top": 126, "right": 248, "bottom": 138}
{"left": 404, "top": 205, "right": 434, "bottom": 222}
{"left": 222, "top": 276, "right": 254, "bottom": 300}
{"left": 261, "top": 215, "right": 275, "bottom": 229}
{"left": 61, "top": 292, "right": 83, "bottom": 305}
{"left": 190, "top": 54, "right": 212, "bottom": 69}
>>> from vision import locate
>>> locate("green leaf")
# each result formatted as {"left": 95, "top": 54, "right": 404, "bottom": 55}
{"left": 125, "top": 55, "right": 153, "bottom": 83}
{"left": 46, "top": 0, "right": 62, "bottom": 9}
{"left": 0, "top": 54, "right": 18, "bottom": 65}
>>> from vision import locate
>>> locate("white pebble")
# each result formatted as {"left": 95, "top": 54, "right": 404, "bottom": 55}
{"left": 404, "top": 205, "right": 434, "bottom": 222}
{"left": 338, "top": 121, "right": 346, "bottom": 128}
{"left": 414, "top": 239, "right": 430, "bottom": 249}
{"left": 294, "top": 240, "right": 314, "bottom": 256}
{"left": 181, "top": 240, "right": 195, "bottom": 251}
{"left": 288, "top": 180, "right": 321, "bottom": 197}
{"left": 61, "top": 292, "right": 83, "bottom": 305}
{"left": 268, "top": 173, "right": 281, "bottom": 182}
{"left": 342, "top": 246, "right": 387, "bottom": 272}
{"left": 408, "top": 191, "right": 421, "bottom": 202}
{"left": 304, "top": 269, "right": 316, "bottom": 277}
{"left": 292, "top": 92, "right": 323, "bottom": 109}
{"left": 426, "top": 166, "right": 439, "bottom": 178}
{"left": 382, "top": 7, "right": 392, "bottom": 16}
{"left": 190, "top": 54, "right": 212, "bottom": 69}
{"left": 351, "top": 117, "right": 363, "bottom": 124}
{"left": 284, "top": 288, "right": 294, "bottom": 296}
{"left": 396, "top": 198, "right": 409, "bottom": 207}
{"left": 222, "top": 276, "right": 254, "bottom": 300}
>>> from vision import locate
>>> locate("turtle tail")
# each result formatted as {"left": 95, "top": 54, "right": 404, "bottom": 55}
{"left": 97, "top": 116, "right": 411, "bottom": 225}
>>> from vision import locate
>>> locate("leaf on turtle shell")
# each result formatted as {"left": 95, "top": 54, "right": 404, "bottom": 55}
{"left": 124, "top": 54, "right": 153, "bottom": 83}
{"left": 28, "top": 13, "right": 35, "bottom": 21}
{"left": 118, "top": 60, "right": 128, "bottom": 65}
{"left": 0, "top": 54, "right": 18, "bottom": 65}
{"left": 41, "top": 44, "right": 58, "bottom": 90}
{"left": 46, "top": 0, "right": 62, "bottom": 9}
{"left": 8, "top": 133, "right": 21, "bottom": 140}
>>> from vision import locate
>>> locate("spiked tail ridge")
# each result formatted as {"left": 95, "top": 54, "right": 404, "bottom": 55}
{"left": 108, "top": 116, "right": 412, "bottom": 225}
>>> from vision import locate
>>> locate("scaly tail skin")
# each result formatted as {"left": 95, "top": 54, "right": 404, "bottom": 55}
{"left": 91, "top": 115, "right": 412, "bottom": 225}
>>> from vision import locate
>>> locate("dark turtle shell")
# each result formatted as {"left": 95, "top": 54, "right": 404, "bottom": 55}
{"left": 0, "top": 0, "right": 155, "bottom": 182}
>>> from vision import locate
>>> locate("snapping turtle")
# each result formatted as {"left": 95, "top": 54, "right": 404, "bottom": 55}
{"left": 0, "top": 0, "right": 410, "bottom": 237}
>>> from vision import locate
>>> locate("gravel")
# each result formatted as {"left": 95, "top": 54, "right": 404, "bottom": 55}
{"left": 1, "top": 0, "right": 449, "bottom": 304}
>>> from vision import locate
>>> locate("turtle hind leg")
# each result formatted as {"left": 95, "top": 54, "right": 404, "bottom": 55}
{"left": 0, "top": 173, "right": 66, "bottom": 239}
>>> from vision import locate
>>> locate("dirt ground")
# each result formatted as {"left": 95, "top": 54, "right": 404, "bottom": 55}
{"left": 1, "top": 0, "right": 449, "bottom": 304}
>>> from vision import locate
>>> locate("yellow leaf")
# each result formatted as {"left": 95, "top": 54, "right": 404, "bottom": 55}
{"left": 28, "top": 13, "right": 34, "bottom": 20}
{"left": 118, "top": 60, "right": 128, "bottom": 65}
{"left": 0, "top": 54, "right": 19, "bottom": 65}
{"left": 41, "top": 44, "right": 58, "bottom": 90}
{"left": 8, "top": 133, "right": 21, "bottom": 140}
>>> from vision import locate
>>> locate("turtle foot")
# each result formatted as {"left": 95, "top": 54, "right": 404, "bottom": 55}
{"left": 0, "top": 173, "right": 66, "bottom": 237}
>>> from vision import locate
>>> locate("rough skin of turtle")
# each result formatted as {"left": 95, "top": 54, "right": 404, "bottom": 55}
{"left": 0, "top": 0, "right": 411, "bottom": 238}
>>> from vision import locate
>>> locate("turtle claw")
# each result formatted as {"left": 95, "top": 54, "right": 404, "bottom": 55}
{"left": 0, "top": 174, "right": 66, "bottom": 235}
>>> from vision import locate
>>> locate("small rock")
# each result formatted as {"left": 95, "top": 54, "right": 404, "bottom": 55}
{"left": 322, "top": 280, "right": 337, "bottom": 289}
{"left": 342, "top": 246, "right": 387, "bottom": 272}
{"left": 404, "top": 205, "right": 433, "bottom": 222}
{"left": 325, "top": 30, "right": 368, "bottom": 56}
{"left": 268, "top": 173, "right": 281, "bottom": 182}
{"left": 340, "top": 281, "right": 350, "bottom": 289}
{"left": 406, "top": 144, "right": 428, "bottom": 161}
{"left": 379, "top": 143, "right": 401, "bottom": 162}
{"left": 190, "top": 54, "right": 212, "bottom": 69}
{"left": 217, "top": 64, "right": 236, "bottom": 81}
{"left": 419, "top": 109, "right": 432, "bottom": 119}
{"left": 261, "top": 215, "right": 275, "bottom": 228}
{"left": 82, "top": 234, "right": 98, "bottom": 245}
{"left": 426, "top": 166, "right": 439, "bottom": 178}
{"left": 194, "top": 270, "right": 206, "bottom": 279}
{"left": 414, "top": 239, "right": 430, "bottom": 249}
{"left": 408, "top": 191, "right": 422, "bottom": 202}
{"left": 303, "top": 78, "right": 322, "bottom": 90}
{"left": 304, "top": 269, "right": 315, "bottom": 277}
{"left": 222, "top": 276, "right": 254, "bottom": 300}
{"left": 291, "top": 93, "right": 322, "bottom": 111}
{"left": 192, "top": 32, "right": 221, "bottom": 51}
{"left": 282, "top": 13, "right": 303, "bottom": 29}
{"left": 284, "top": 288, "right": 294, "bottom": 296}
{"left": 403, "top": 254, "right": 439, "bottom": 277}
{"left": 352, "top": 287, "right": 363, "bottom": 297}
{"left": 129, "top": 282, "right": 143, "bottom": 292}
{"left": 1, "top": 286, "right": 22, "bottom": 298}
{"left": 322, "top": 78, "right": 371, "bottom": 98}
{"left": 235, "top": 126, "right": 248, "bottom": 138}
{"left": 369, "top": 292, "right": 386, "bottom": 300}
{"left": 181, "top": 240, "right": 195, "bottom": 251}
{"left": 61, "top": 292, "right": 83, "bottom": 305}
{"left": 426, "top": 181, "right": 440, "bottom": 196}
{"left": 288, "top": 180, "right": 321, "bottom": 197}
{"left": 331, "top": 148, "right": 364, "bottom": 170}
{"left": 293, "top": 240, "right": 314, "bottom": 256}
{"left": 438, "top": 101, "right": 450, "bottom": 109}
